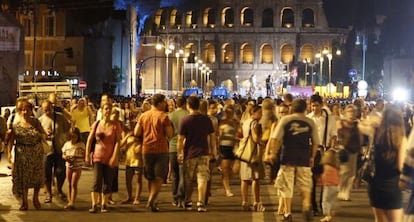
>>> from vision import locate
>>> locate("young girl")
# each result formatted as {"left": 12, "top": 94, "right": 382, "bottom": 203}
{"left": 320, "top": 148, "right": 341, "bottom": 222}
{"left": 120, "top": 130, "right": 143, "bottom": 205}
{"left": 62, "top": 127, "right": 85, "bottom": 210}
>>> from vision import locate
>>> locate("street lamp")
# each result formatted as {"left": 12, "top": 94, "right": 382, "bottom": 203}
{"left": 327, "top": 53, "right": 333, "bottom": 95}
{"left": 303, "top": 59, "right": 309, "bottom": 86}
{"left": 156, "top": 42, "right": 175, "bottom": 93}
{"left": 175, "top": 49, "right": 183, "bottom": 91}
{"left": 315, "top": 53, "right": 324, "bottom": 85}
{"left": 356, "top": 33, "right": 367, "bottom": 80}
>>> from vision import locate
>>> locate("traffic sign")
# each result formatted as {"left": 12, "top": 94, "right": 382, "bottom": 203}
{"left": 79, "top": 80, "right": 87, "bottom": 90}
{"left": 348, "top": 69, "right": 357, "bottom": 78}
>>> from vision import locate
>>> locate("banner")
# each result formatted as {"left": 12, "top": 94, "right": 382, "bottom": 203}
{"left": 0, "top": 26, "right": 20, "bottom": 51}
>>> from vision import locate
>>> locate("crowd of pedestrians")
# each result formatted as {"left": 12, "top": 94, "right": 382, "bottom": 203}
{"left": 2, "top": 92, "right": 414, "bottom": 222}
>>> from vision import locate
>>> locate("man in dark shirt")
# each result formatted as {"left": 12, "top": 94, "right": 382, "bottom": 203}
{"left": 266, "top": 99, "right": 319, "bottom": 222}
{"left": 177, "top": 96, "right": 217, "bottom": 212}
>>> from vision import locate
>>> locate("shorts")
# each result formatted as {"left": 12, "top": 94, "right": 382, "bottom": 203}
{"left": 219, "top": 145, "right": 236, "bottom": 160}
{"left": 125, "top": 166, "right": 144, "bottom": 175}
{"left": 143, "top": 153, "right": 169, "bottom": 181}
{"left": 239, "top": 161, "right": 265, "bottom": 180}
{"left": 275, "top": 165, "right": 312, "bottom": 198}
{"left": 184, "top": 156, "right": 210, "bottom": 184}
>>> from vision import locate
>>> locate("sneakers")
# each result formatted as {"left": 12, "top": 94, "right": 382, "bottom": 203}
{"left": 197, "top": 202, "right": 207, "bottom": 212}
{"left": 253, "top": 202, "right": 265, "bottom": 212}
{"left": 184, "top": 201, "right": 193, "bottom": 211}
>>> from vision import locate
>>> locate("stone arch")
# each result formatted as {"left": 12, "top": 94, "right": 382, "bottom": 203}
{"left": 241, "top": 7, "right": 254, "bottom": 26}
{"left": 222, "top": 7, "right": 234, "bottom": 27}
{"left": 221, "top": 43, "right": 234, "bottom": 63}
{"left": 203, "top": 7, "right": 216, "bottom": 28}
{"left": 280, "top": 44, "right": 294, "bottom": 64}
{"left": 186, "top": 10, "right": 199, "bottom": 28}
{"left": 281, "top": 7, "right": 294, "bottom": 28}
{"left": 300, "top": 44, "right": 315, "bottom": 63}
{"left": 260, "top": 43, "right": 273, "bottom": 64}
{"left": 203, "top": 43, "right": 216, "bottom": 64}
{"left": 302, "top": 8, "right": 315, "bottom": 28}
{"left": 241, "top": 43, "right": 254, "bottom": 64}
{"left": 262, "top": 8, "right": 274, "bottom": 27}
{"left": 170, "top": 9, "right": 183, "bottom": 28}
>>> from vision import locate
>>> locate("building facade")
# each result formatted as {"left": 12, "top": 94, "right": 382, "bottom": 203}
{"left": 139, "top": 0, "right": 348, "bottom": 96}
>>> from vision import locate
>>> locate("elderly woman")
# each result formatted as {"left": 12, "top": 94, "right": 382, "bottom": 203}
{"left": 85, "top": 102, "right": 122, "bottom": 213}
{"left": 8, "top": 98, "right": 45, "bottom": 211}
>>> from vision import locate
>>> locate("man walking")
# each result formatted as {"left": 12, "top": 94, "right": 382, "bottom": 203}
{"left": 39, "top": 99, "right": 70, "bottom": 203}
{"left": 168, "top": 96, "right": 188, "bottom": 207}
{"left": 134, "top": 94, "right": 174, "bottom": 212}
{"left": 177, "top": 96, "right": 217, "bottom": 212}
{"left": 266, "top": 99, "right": 319, "bottom": 222}
{"left": 307, "top": 94, "right": 337, "bottom": 215}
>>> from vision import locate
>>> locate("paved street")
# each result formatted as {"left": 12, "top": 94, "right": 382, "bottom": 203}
{"left": 0, "top": 156, "right": 376, "bottom": 222}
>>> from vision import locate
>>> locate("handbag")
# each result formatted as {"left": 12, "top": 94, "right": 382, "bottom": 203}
{"left": 360, "top": 128, "right": 377, "bottom": 183}
{"left": 360, "top": 144, "right": 375, "bottom": 183}
{"left": 235, "top": 122, "right": 260, "bottom": 163}
{"left": 90, "top": 120, "right": 100, "bottom": 153}
{"left": 42, "top": 138, "right": 53, "bottom": 155}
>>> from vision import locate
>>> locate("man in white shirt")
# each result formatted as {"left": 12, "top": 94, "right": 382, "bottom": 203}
{"left": 307, "top": 94, "right": 337, "bottom": 216}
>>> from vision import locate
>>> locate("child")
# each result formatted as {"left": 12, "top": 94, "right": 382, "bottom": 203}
{"left": 120, "top": 130, "right": 143, "bottom": 205}
{"left": 320, "top": 147, "right": 341, "bottom": 222}
{"left": 62, "top": 127, "right": 85, "bottom": 210}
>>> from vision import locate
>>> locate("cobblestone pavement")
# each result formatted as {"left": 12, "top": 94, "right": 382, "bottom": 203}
{"left": 0, "top": 156, "right": 376, "bottom": 222}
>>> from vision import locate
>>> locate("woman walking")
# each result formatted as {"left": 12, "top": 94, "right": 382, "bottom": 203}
{"left": 368, "top": 105, "right": 405, "bottom": 222}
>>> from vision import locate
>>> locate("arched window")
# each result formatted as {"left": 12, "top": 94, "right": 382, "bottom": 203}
{"left": 241, "top": 43, "right": 254, "bottom": 64}
{"left": 203, "top": 43, "right": 216, "bottom": 63}
{"left": 261, "top": 44, "right": 273, "bottom": 64}
{"left": 185, "top": 43, "right": 195, "bottom": 56}
{"left": 221, "top": 43, "right": 234, "bottom": 63}
{"left": 300, "top": 44, "right": 315, "bottom": 63}
{"left": 203, "top": 8, "right": 216, "bottom": 28}
{"left": 170, "top": 9, "right": 182, "bottom": 28}
{"left": 241, "top": 7, "right": 254, "bottom": 26}
{"left": 222, "top": 7, "right": 234, "bottom": 27}
{"left": 160, "top": 8, "right": 169, "bottom": 29}
{"left": 302, "top": 8, "right": 315, "bottom": 28}
{"left": 281, "top": 8, "right": 294, "bottom": 28}
{"left": 262, "top": 8, "right": 274, "bottom": 27}
{"left": 280, "top": 44, "right": 294, "bottom": 64}
{"left": 186, "top": 10, "right": 199, "bottom": 28}
{"left": 154, "top": 9, "right": 163, "bottom": 29}
{"left": 191, "top": 10, "right": 199, "bottom": 28}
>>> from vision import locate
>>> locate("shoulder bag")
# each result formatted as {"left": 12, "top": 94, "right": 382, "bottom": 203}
{"left": 235, "top": 121, "right": 260, "bottom": 163}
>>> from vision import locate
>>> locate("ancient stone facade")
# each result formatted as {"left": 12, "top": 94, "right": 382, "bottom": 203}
{"left": 139, "top": 0, "right": 348, "bottom": 96}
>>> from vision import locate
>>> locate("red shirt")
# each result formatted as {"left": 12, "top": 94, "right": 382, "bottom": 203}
{"left": 138, "top": 109, "right": 171, "bottom": 154}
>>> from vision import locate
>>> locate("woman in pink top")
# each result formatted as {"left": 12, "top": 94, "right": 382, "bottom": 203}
{"left": 85, "top": 102, "right": 122, "bottom": 213}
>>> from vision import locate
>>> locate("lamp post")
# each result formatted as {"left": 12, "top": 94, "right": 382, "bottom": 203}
{"left": 303, "top": 59, "right": 309, "bottom": 86}
{"left": 156, "top": 41, "right": 175, "bottom": 93}
{"left": 175, "top": 50, "right": 183, "bottom": 91}
{"left": 315, "top": 53, "right": 324, "bottom": 85}
{"left": 327, "top": 53, "right": 333, "bottom": 95}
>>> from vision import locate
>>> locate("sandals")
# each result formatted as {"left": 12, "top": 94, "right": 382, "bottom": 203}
{"left": 320, "top": 216, "right": 332, "bottom": 222}
{"left": 44, "top": 197, "right": 52, "bottom": 203}
{"left": 89, "top": 205, "right": 98, "bottom": 213}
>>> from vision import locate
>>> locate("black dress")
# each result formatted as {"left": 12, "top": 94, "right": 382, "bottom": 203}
{"left": 367, "top": 143, "right": 402, "bottom": 209}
